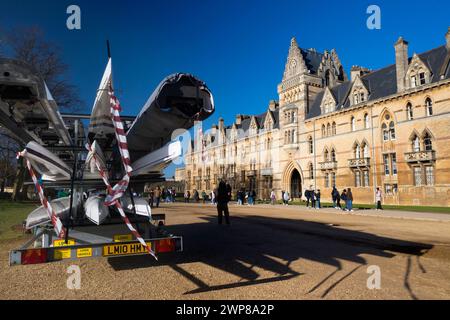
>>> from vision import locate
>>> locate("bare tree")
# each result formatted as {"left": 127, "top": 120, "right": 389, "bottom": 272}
{"left": 3, "top": 26, "right": 83, "bottom": 112}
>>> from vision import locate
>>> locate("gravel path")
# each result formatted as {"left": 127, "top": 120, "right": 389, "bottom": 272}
{"left": 1, "top": 203, "right": 450, "bottom": 299}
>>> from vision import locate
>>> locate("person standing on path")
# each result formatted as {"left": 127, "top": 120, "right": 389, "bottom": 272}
{"left": 331, "top": 186, "right": 338, "bottom": 208}
{"left": 283, "top": 191, "right": 290, "bottom": 205}
{"left": 305, "top": 189, "right": 311, "bottom": 208}
{"left": 216, "top": 180, "right": 231, "bottom": 225}
{"left": 341, "top": 189, "right": 347, "bottom": 211}
{"left": 347, "top": 188, "right": 354, "bottom": 212}
{"left": 315, "top": 189, "right": 321, "bottom": 209}
{"left": 270, "top": 190, "right": 276, "bottom": 205}
{"left": 154, "top": 186, "right": 161, "bottom": 208}
{"left": 375, "top": 187, "right": 383, "bottom": 210}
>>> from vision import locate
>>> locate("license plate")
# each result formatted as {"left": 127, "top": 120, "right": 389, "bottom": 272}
{"left": 103, "top": 242, "right": 151, "bottom": 257}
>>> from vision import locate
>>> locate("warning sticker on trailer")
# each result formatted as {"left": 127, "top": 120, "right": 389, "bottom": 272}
{"left": 103, "top": 242, "right": 151, "bottom": 256}
{"left": 77, "top": 248, "right": 92, "bottom": 258}
{"left": 54, "top": 239, "right": 75, "bottom": 247}
{"left": 113, "top": 234, "right": 133, "bottom": 242}
{"left": 54, "top": 248, "right": 71, "bottom": 260}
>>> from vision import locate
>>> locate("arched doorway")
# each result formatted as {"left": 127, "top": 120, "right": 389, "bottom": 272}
{"left": 290, "top": 169, "right": 302, "bottom": 199}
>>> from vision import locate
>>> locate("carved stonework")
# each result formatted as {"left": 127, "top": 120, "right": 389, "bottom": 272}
{"left": 404, "top": 150, "right": 436, "bottom": 162}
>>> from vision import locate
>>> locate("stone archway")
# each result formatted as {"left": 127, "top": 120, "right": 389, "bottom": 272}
{"left": 290, "top": 169, "right": 302, "bottom": 199}
{"left": 282, "top": 161, "right": 303, "bottom": 200}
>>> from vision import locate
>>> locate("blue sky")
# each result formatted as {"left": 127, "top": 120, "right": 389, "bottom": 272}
{"left": 1, "top": 0, "right": 449, "bottom": 177}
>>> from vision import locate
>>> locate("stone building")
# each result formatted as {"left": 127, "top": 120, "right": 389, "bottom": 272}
{"left": 182, "top": 28, "right": 450, "bottom": 206}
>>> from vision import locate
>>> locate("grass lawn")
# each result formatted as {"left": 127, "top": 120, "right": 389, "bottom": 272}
{"left": 255, "top": 200, "right": 450, "bottom": 214}
{"left": 0, "top": 200, "right": 38, "bottom": 241}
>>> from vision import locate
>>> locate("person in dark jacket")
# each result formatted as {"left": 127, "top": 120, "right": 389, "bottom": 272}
{"left": 335, "top": 188, "right": 341, "bottom": 209}
{"left": 347, "top": 188, "right": 354, "bottom": 212}
{"left": 305, "top": 189, "right": 311, "bottom": 208}
{"left": 216, "top": 180, "right": 231, "bottom": 225}
{"left": 315, "top": 189, "right": 321, "bottom": 209}
{"left": 331, "top": 186, "right": 338, "bottom": 208}
{"left": 341, "top": 189, "right": 347, "bottom": 211}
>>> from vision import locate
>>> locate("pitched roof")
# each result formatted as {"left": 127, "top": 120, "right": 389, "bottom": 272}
{"left": 300, "top": 48, "right": 324, "bottom": 75}
{"left": 307, "top": 45, "right": 450, "bottom": 119}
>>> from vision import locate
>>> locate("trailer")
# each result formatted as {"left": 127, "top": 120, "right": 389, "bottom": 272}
{"left": 9, "top": 213, "right": 183, "bottom": 266}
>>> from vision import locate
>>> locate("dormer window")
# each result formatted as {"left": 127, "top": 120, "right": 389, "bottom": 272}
{"left": 354, "top": 93, "right": 359, "bottom": 105}
{"left": 419, "top": 72, "right": 426, "bottom": 85}
{"left": 411, "top": 75, "right": 417, "bottom": 88}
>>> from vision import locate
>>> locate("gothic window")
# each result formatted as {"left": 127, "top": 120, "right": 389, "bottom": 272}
{"left": 324, "top": 148, "right": 329, "bottom": 162}
{"left": 322, "top": 124, "right": 326, "bottom": 137}
{"left": 308, "top": 136, "right": 313, "bottom": 154}
{"left": 382, "top": 123, "right": 389, "bottom": 141}
{"left": 362, "top": 142, "right": 370, "bottom": 158}
{"left": 411, "top": 134, "right": 420, "bottom": 152}
{"left": 389, "top": 121, "right": 396, "bottom": 140}
{"left": 308, "top": 163, "right": 314, "bottom": 179}
{"left": 331, "top": 172, "right": 336, "bottom": 187}
{"left": 354, "top": 93, "right": 359, "bottom": 105}
{"left": 327, "top": 123, "right": 331, "bottom": 136}
{"left": 351, "top": 116, "right": 356, "bottom": 132}
{"left": 406, "top": 103, "right": 413, "bottom": 120}
{"left": 383, "top": 154, "right": 390, "bottom": 175}
{"left": 332, "top": 122, "right": 337, "bottom": 135}
{"left": 391, "top": 153, "right": 398, "bottom": 175}
{"left": 364, "top": 113, "right": 370, "bottom": 129}
{"left": 411, "top": 75, "right": 417, "bottom": 88}
{"left": 425, "top": 98, "right": 433, "bottom": 116}
{"left": 331, "top": 148, "right": 336, "bottom": 162}
{"left": 423, "top": 132, "right": 433, "bottom": 151}
{"left": 354, "top": 143, "right": 361, "bottom": 159}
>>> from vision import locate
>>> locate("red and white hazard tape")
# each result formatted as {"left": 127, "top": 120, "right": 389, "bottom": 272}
{"left": 85, "top": 81, "right": 157, "bottom": 259}
{"left": 16, "top": 151, "right": 66, "bottom": 238}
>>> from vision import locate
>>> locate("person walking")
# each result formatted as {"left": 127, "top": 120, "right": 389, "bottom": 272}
{"left": 270, "top": 190, "right": 276, "bottom": 205}
{"left": 375, "top": 187, "right": 383, "bottom": 210}
{"left": 216, "top": 181, "right": 231, "bottom": 225}
{"left": 211, "top": 189, "right": 216, "bottom": 205}
{"left": 315, "top": 189, "right": 321, "bottom": 209}
{"left": 193, "top": 189, "right": 199, "bottom": 203}
{"left": 148, "top": 188, "right": 154, "bottom": 208}
{"left": 154, "top": 186, "right": 161, "bottom": 208}
{"left": 237, "top": 190, "right": 243, "bottom": 205}
{"left": 341, "top": 189, "right": 347, "bottom": 211}
{"left": 347, "top": 188, "right": 354, "bottom": 212}
{"left": 305, "top": 189, "right": 311, "bottom": 208}
{"left": 283, "top": 190, "right": 290, "bottom": 205}
{"left": 184, "top": 190, "right": 190, "bottom": 203}
{"left": 335, "top": 188, "right": 341, "bottom": 210}
{"left": 311, "top": 188, "right": 316, "bottom": 209}
{"left": 331, "top": 186, "right": 338, "bottom": 208}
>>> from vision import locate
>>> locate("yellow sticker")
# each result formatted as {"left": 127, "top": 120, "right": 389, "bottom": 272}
{"left": 113, "top": 234, "right": 133, "bottom": 242}
{"left": 54, "top": 239, "right": 75, "bottom": 247}
{"left": 103, "top": 242, "right": 151, "bottom": 256}
{"left": 54, "top": 249, "right": 71, "bottom": 260}
{"left": 76, "top": 248, "right": 92, "bottom": 258}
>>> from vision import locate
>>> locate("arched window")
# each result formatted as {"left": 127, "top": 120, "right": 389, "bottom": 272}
{"left": 308, "top": 136, "right": 313, "bottom": 154}
{"left": 327, "top": 123, "right": 331, "bottom": 136}
{"left": 411, "top": 134, "right": 420, "bottom": 152}
{"left": 425, "top": 98, "right": 433, "bottom": 116}
{"left": 382, "top": 123, "right": 389, "bottom": 141}
{"left": 332, "top": 122, "right": 336, "bottom": 135}
{"left": 351, "top": 116, "right": 356, "bottom": 132}
{"left": 324, "top": 148, "right": 329, "bottom": 161}
{"left": 406, "top": 103, "right": 413, "bottom": 120}
{"left": 331, "top": 148, "right": 336, "bottom": 162}
{"left": 322, "top": 124, "right": 326, "bottom": 137}
{"left": 308, "top": 163, "right": 314, "bottom": 179}
{"left": 364, "top": 113, "right": 370, "bottom": 129}
{"left": 423, "top": 132, "right": 433, "bottom": 151}
{"left": 363, "top": 143, "right": 370, "bottom": 158}
{"left": 354, "top": 143, "right": 361, "bottom": 159}
{"left": 389, "top": 121, "right": 396, "bottom": 140}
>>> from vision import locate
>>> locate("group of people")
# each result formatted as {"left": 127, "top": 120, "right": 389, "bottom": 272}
{"left": 330, "top": 186, "right": 353, "bottom": 211}
{"left": 184, "top": 189, "right": 219, "bottom": 204}
{"left": 147, "top": 186, "right": 177, "bottom": 208}
{"left": 236, "top": 189, "right": 257, "bottom": 206}
{"left": 304, "top": 187, "right": 322, "bottom": 209}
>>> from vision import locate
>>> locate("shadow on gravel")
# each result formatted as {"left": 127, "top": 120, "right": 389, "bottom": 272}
{"left": 108, "top": 215, "right": 433, "bottom": 296}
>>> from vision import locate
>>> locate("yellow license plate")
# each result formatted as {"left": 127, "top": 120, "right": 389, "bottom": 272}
{"left": 103, "top": 242, "right": 151, "bottom": 256}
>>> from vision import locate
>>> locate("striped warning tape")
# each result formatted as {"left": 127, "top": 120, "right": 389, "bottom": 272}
{"left": 16, "top": 151, "right": 66, "bottom": 238}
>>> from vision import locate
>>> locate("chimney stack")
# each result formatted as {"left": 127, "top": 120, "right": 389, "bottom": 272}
{"left": 235, "top": 114, "right": 243, "bottom": 125}
{"left": 395, "top": 37, "right": 409, "bottom": 92}
{"left": 350, "top": 66, "right": 371, "bottom": 82}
